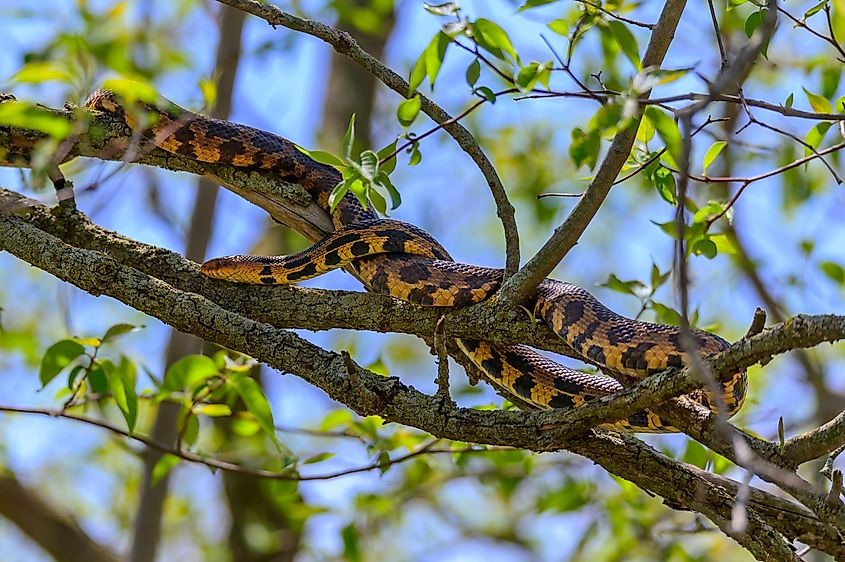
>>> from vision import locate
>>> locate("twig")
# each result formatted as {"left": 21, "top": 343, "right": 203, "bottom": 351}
{"left": 0, "top": 405, "right": 475, "bottom": 481}
{"left": 574, "top": 0, "right": 654, "bottom": 29}
{"left": 495, "top": 0, "right": 689, "bottom": 306}
{"left": 707, "top": 0, "right": 728, "bottom": 69}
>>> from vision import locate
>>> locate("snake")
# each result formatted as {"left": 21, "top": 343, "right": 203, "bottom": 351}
{"left": 86, "top": 89, "right": 748, "bottom": 432}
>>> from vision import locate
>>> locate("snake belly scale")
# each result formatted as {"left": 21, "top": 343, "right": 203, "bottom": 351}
{"left": 88, "top": 90, "right": 747, "bottom": 432}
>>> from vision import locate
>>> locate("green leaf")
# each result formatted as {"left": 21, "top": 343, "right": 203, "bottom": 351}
{"left": 232, "top": 416, "right": 261, "bottom": 437}
{"left": 693, "top": 200, "right": 728, "bottom": 224}
{"left": 516, "top": 61, "right": 552, "bottom": 91}
{"left": 181, "top": 412, "right": 199, "bottom": 446}
{"left": 40, "top": 340, "right": 86, "bottom": 387}
{"left": 408, "top": 144, "right": 422, "bottom": 166}
{"left": 408, "top": 50, "right": 428, "bottom": 95}
{"left": 0, "top": 101, "right": 72, "bottom": 139}
{"left": 475, "top": 86, "right": 497, "bottom": 103}
{"left": 803, "top": 87, "right": 833, "bottom": 114}
{"left": 805, "top": 1, "right": 829, "bottom": 19}
{"left": 651, "top": 302, "right": 681, "bottom": 325}
{"left": 692, "top": 238, "right": 718, "bottom": 259}
{"left": 702, "top": 141, "right": 727, "bottom": 175}
{"left": 644, "top": 107, "right": 682, "bottom": 166}
{"left": 195, "top": 404, "right": 232, "bottom": 417}
{"left": 348, "top": 178, "right": 368, "bottom": 208}
{"left": 607, "top": 21, "right": 641, "bottom": 69}
{"left": 804, "top": 122, "right": 832, "bottom": 157}
{"left": 376, "top": 140, "right": 398, "bottom": 174}
{"left": 744, "top": 10, "right": 762, "bottom": 37}
{"left": 342, "top": 523, "right": 361, "bottom": 562}
{"left": 785, "top": 92, "right": 794, "bottom": 108}
{"left": 104, "top": 357, "right": 138, "bottom": 432}
{"left": 421, "top": 31, "right": 451, "bottom": 91}
{"left": 518, "top": 0, "right": 559, "bottom": 11}
{"left": 369, "top": 186, "right": 388, "bottom": 215}
{"left": 569, "top": 127, "right": 600, "bottom": 170}
{"left": 358, "top": 150, "right": 378, "bottom": 181}
{"left": 303, "top": 149, "right": 345, "bottom": 168}
{"left": 821, "top": 261, "right": 845, "bottom": 284}
{"left": 651, "top": 263, "right": 671, "bottom": 290}
{"left": 102, "top": 323, "right": 142, "bottom": 343}
{"left": 396, "top": 95, "right": 422, "bottom": 128}
{"left": 161, "top": 355, "right": 218, "bottom": 394}
{"left": 650, "top": 165, "right": 676, "bottom": 205}
{"left": 329, "top": 181, "right": 351, "bottom": 213}
{"left": 598, "top": 274, "right": 645, "bottom": 296}
{"left": 376, "top": 171, "right": 401, "bottom": 210}
{"left": 303, "top": 452, "right": 336, "bottom": 464}
{"left": 682, "top": 440, "right": 710, "bottom": 469}
{"left": 151, "top": 453, "right": 180, "bottom": 486}
{"left": 342, "top": 114, "right": 356, "bottom": 159}
{"left": 472, "top": 18, "right": 519, "bottom": 64}
{"left": 466, "top": 58, "right": 481, "bottom": 86}
{"left": 10, "top": 62, "right": 72, "bottom": 84}
{"left": 232, "top": 375, "right": 280, "bottom": 449}
{"left": 320, "top": 409, "right": 353, "bottom": 431}
{"left": 100, "top": 79, "right": 160, "bottom": 105}
{"left": 547, "top": 18, "right": 569, "bottom": 36}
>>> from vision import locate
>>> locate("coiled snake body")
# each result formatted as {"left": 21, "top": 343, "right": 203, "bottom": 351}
{"left": 88, "top": 90, "right": 747, "bottom": 432}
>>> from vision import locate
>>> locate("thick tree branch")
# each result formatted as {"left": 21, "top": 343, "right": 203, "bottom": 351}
{"left": 0, "top": 98, "right": 332, "bottom": 240}
{"left": 6, "top": 194, "right": 845, "bottom": 557}
{"left": 0, "top": 473, "right": 120, "bottom": 562}
{"left": 6, "top": 190, "right": 844, "bottom": 456}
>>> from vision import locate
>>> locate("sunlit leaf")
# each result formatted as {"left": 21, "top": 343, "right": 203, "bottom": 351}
{"left": 702, "top": 141, "right": 727, "bottom": 175}
{"left": 821, "top": 261, "right": 845, "bottom": 284}
{"left": 104, "top": 357, "right": 138, "bottom": 432}
{"left": 232, "top": 374, "right": 280, "bottom": 449}
{"left": 102, "top": 323, "right": 142, "bottom": 343}
{"left": 195, "top": 404, "right": 232, "bottom": 417}
{"left": 804, "top": 122, "right": 832, "bottom": 157}
{"left": 151, "top": 454, "right": 180, "bottom": 486}
{"left": 518, "top": 0, "right": 559, "bottom": 11}
{"left": 803, "top": 87, "right": 833, "bottom": 114}
{"left": 10, "top": 62, "right": 72, "bottom": 84}
{"left": 0, "top": 101, "right": 72, "bottom": 139}
{"left": 607, "top": 21, "right": 640, "bottom": 69}
{"left": 342, "top": 113, "right": 356, "bottom": 159}
{"left": 644, "top": 106, "right": 682, "bottom": 166}
{"left": 466, "top": 58, "right": 481, "bottom": 86}
{"left": 598, "top": 274, "right": 645, "bottom": 296}
{"left": 40, "top": 340, "right": 86, "bottom": 387}
{"left": 397, "top": 95, "right": 422, "bottom": 128}
{"left": 303, "top": 452, "right": 336, "bottom": 464}
{"left": 472, "top": 18, "right": 518, "bottom": 64}
{"left": 161, "top": 354, "right": 218, "bottom": 394}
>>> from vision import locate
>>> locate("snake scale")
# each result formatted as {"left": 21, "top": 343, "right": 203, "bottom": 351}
{"left": 88, "top": 90, "right": 747, "bottom": 432}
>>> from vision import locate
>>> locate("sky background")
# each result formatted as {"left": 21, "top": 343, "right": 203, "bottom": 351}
{"left": 1, "top": 1, "right": 844, "bottom": 560}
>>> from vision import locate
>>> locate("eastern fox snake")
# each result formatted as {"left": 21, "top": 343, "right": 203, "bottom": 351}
{"left": 87, "top": 90, "right": 747, "bottom": 432}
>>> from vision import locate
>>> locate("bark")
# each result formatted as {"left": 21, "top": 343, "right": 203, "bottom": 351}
{"left": 0, "top": 473, "right": 119, "bottom": 562}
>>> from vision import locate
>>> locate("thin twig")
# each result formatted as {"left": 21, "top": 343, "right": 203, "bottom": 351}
{"left": 574, "top": 0, "right": 654, "bottom": 29}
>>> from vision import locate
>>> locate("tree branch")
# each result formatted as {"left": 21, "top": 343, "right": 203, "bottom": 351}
{"left": 0, "top": 473, "right": 120, "bottom": 562}
{"left": 496, "top": 0, "right": 688, "bottom": 305}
